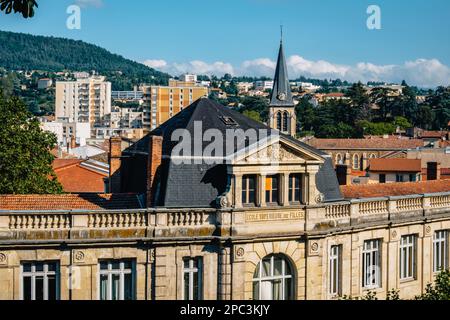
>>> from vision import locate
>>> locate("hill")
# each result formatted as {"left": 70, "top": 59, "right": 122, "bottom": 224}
{"left": 0, "top": 30, "right": 170, "bottom": 89}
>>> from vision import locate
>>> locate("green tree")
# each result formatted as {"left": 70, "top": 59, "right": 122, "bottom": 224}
{"left": 0, "top": 0, "right": 37, "bottom": 18}
{"left": 242, "top": 110, "right": 261, "bottom": 123}
{"left": 416, "top": 269, "right": 450, "bottom": 300}
{"left": 0, "top": 92, "right": 63, "bottom": 194}
{"left": 238, "top": 96, "right": 269, "bottom": 122}
{"left": 370, "top": 87, "right": 396, "bottom": 121}
{"left": 347, "top": 81, "right": 371, "bottom": 121}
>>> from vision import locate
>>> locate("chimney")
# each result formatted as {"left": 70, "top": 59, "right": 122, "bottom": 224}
{"left": 70, "top": 135, "right": 77, "bottom": 149}
{"left": 426, "top": 162, "right": 441, "bottom": 181}
{"left": 147, "top": 135, "right": 163, "bottom": 207}
{"left": 109, "top": 137, "right": 122, "bottom": 193}
{"left": 336, "top": 165, "right": 352, "bottom": 186}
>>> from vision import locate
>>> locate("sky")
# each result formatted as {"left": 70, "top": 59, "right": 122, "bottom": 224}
{"left": 0, "top": 0, "right": 449, "bottom": 87}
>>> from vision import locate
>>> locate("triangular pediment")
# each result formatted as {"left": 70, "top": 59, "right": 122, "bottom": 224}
{"left": 232, "top": 136, "right": 324, "bottom": 165}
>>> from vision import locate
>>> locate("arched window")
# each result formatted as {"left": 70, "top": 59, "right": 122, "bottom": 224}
{"left": 335, "top": 153, "right": 343, "bottom": 165}
{"left": 253, "top": 254, "right": 294, "bottom": 300}
{"left": 369, "top": 153, "right": 377, "bottom": 159}
{"left": 352, "top": 154, "right": 360, "bottom": 170}
{"left": 282, "top": 111, "right": 289, "bottom": 132}
{"left": 276, "top": 112, "right": 282, "bottom": 131}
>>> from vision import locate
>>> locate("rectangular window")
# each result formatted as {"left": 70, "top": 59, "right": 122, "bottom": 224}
{"left": 265, "top": 175, "right": 279, "bottom": 204}
{"left": 433, "top": 230, "right": 448, "bottom": 273}
{"left": 329, "top": 245, "right": 342, "bottom": 296}
{"left": 379, "top": 174, "right": 386, "bottom": 184}
{"left": 21, "top": 261, "right": 59, "bottom": 300}
{"left": 399, "top": 235, "right": 417, "bottom": 280}
{"left": 396, "top": 174, "right": 404, "bottom": 182}
{"left": 183, "top": 257, "right": 203, "bottom": 300}
{"left": 288, "top": 174, "right": 302, "bottom": 203}
{"left": 99, "top": 260, "right": 135, "bottom": 300}
{"left": 409, "top": 174, "right": 417, "bottom": 182}
{"left": 242, "top": 175, "right": 256, "bottom": 205}
{"left": 362, "top": 239, "right": 381, "bottom": 288}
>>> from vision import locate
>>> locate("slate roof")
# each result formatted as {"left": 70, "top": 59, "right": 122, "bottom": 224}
{"left": 341, "top": 180, "right": 450, "bottom": 199}
{"left": 0, "top": 194, "right": 143, "bottom": 211}
{"left": 125, "top": 98, "right": 343, "bottom": 207}
{"left": 269, "top": 42, "right": 294, "bottom": 108}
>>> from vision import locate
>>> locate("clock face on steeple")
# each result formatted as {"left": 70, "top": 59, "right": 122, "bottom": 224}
{"left": 277, "top": 92, "right": 286, "bottom": 101}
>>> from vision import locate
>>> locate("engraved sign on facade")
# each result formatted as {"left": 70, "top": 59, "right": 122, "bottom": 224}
{"left": 246, "top": 210, "right": 305, "bottom": 222}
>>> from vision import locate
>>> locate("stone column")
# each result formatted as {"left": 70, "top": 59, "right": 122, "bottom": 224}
{"left": 259, "top": 174, "right": 266, "bottom": 207}
{"left": 218, "top": 246, "right": 232, "bottom": 300}
{"left": 234, "top": 174, "right": 243, "bottom": 208}
{"left": 282, "top": 172, "right": 290, "bottom": 206}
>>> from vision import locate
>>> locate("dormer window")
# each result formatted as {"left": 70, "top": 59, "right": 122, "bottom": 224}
{"left": 265, "top": 175, "right": 279, "bottom": 204}
{"left": 242, "top": 175, "right": 256, "bottom": 206}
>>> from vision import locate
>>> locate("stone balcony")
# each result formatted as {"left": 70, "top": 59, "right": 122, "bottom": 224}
{"left": 0, "top": 192, "right": 449, "bottom": 244}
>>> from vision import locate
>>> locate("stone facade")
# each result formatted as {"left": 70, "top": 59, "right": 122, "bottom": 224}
{"left": 1, "top": 191, "right": 450, "bottom": 300}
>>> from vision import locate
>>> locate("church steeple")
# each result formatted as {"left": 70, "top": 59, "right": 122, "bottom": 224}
{"left": 268, "top": 33, "right": 296, "bottom": 137}
{"left": 269, "top": 37, "right": 294, "bottom": 108}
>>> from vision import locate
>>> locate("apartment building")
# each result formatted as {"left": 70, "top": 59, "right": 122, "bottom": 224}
{"left": 141, "top": 80, "right": 208, "bottom": 131}
{"left": 55, "top": 75, "right": 112, "bottom": 130}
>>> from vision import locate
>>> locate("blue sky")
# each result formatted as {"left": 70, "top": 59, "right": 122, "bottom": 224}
{"left": 1, "top": 0, "right": 449, "bottom": 86}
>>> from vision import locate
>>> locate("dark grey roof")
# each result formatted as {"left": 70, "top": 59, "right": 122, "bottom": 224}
{"left": 125, "top": 98, "right": 342, "bottom": 207}
{"left": 269, "top": 42, "right": 294, "bottom": 108}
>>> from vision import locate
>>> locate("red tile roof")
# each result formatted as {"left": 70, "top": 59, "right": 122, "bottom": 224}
{"left": 341, "top": 180, "right": 450, "bottom": 199}
{"left": 0, "top": 194, "right": 143, "bottom": 211}
{"left": 306, "top": 138, "right": 424, "bottom": 150}
{"left": 53, "top": 159, "right": 108, "bottom": 193}
{"left": 369, "top": 158, "right": 422, "bottom": 172}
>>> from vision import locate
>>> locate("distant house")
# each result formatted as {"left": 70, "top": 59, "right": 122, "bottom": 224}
{"left": 38, "top": 78, "right": 53, "bottom": 89}
{"left": 367, "top": 158, "right": 422, "bottom": 184}
{"left": 53, "top": 159, "right": 109, "bottom": 193}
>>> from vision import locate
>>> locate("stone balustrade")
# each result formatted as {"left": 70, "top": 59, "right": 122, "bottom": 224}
{"left": 0, "top": 192, "right": 449, "bottom": 240}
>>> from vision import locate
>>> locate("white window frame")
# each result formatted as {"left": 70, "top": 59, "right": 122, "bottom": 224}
{"left": 362, "top": 239, "right": 381, "bottom": 289}
{"left": 99, "top": 260, "right": 135, "bottom": 300}
{"left": 182, "top": 257, "right": 203, "bottom": 300}
{"left": 433, "top": 230, "right": 448, "bottom": 273}
{"left": 288, "top": 173, "right": 302, "bottom": 203}
{"left": 329, "top": 245, "right": 342, "bottom": 296}
{"left": 399, "top": 235, "right": 417, "bottom": 280}
{"left": 252, "top": 255, "right": 294, "bottom": 300}
{"left": 21, "top": 261, "right": 60, "bottom": 300}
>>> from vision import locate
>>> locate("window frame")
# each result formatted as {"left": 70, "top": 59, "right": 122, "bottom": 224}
{"left": 433, "top": 230, "right": 449, "bottom": 273}
{"left": 98, "top": 259, "right": 136, "bottom": 301}
{"left": 362, "top": 239, "right": 381, "bottom": 289}
{"left": 21, "top": 261, "right": 60, "bottom": 300}
{"left": 352, "top": 154, "right": 360, "bottom": 170}
{"left": 242, "top": 175, "right": 257, "bottom": 206}
{"left": 329, "top": 245, "right": 342, "bottom": 296}
{"left": 252, "top": 254, "right": 294, "bottom": 300}
{"left": 288, "top": 173, "right": 302, "bottom": 203}
{"left": 182, "top": 257, "right": 203, "bottom": 300}
{"left": 399, "top": 234, "right": 417, "bottom": 281}
{"left": 265, "top": 175, "right": 280, "bottom": 205}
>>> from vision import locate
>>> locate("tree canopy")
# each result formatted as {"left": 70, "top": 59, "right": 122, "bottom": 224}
{"left": 0, "top": 92, "right": 63, "bottom": 194}
{"left": 0, "top": 0, "right": 37, "bottom": 18}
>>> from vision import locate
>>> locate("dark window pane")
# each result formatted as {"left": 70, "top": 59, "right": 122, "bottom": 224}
{"left": 47, "top": 263, "right": 57, "bottom": 272}
{"left": 35, "top": 276, "right": 44, "bottom": 300}
{"left": 184, "top": 272, "right": 190, "bottom": 300}
{"left": 23, "top": 264, "right": 32, "bottom": 273}
{"left": 111, "top": 261, "right": 120, "bottom": 270}
{"left": 36, "top": 263, "right": 44, "bottom": 272}
{"left": 193, "top": 271, "right": 199, "bottom": 300}
{"left": 249, "top": 190, "right": 255, "bottom": 204}
{"left": 100, "top": 274, "right": 108, "bottom": 300}
{"left": 111, "top": 274, "right": 120, "bottom": 300}
{"left": 47, "top": 275, "right": 57, "bottom": 300}
{"left": 253, "top": 281, "right": 260, "bottom": 300}
{"left": 248, "top": 176, "right": 255, "bottom": 189}
{"left": 23, "top": 277, "right": 32, "bottom": 300}
{"left": 123, "top": 261, "right": 132, "bottom": 270}
{"left": 124, "top": 273, "right": 133, "bottom": 300}
{"left": 100, "top": 262, "right": 108, "bottom": 270}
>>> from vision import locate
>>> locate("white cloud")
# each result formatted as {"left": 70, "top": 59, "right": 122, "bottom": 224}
{"left": 142, "top": 56, "right": 450, "bottom": 87}
{"left": 74, "top": 0, "right": 104, "bottom": 8}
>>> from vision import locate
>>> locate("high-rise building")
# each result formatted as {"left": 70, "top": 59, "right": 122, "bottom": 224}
{"left": 55, "top": 75, "right": 112, "bottom": 130}
{"left": 141, "top": 80, "right": 208, "bottom": 131}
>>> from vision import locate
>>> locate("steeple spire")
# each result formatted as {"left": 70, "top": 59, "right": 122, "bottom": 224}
{"left": 269, "top": 34, "right": 294, "bottom": 107}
